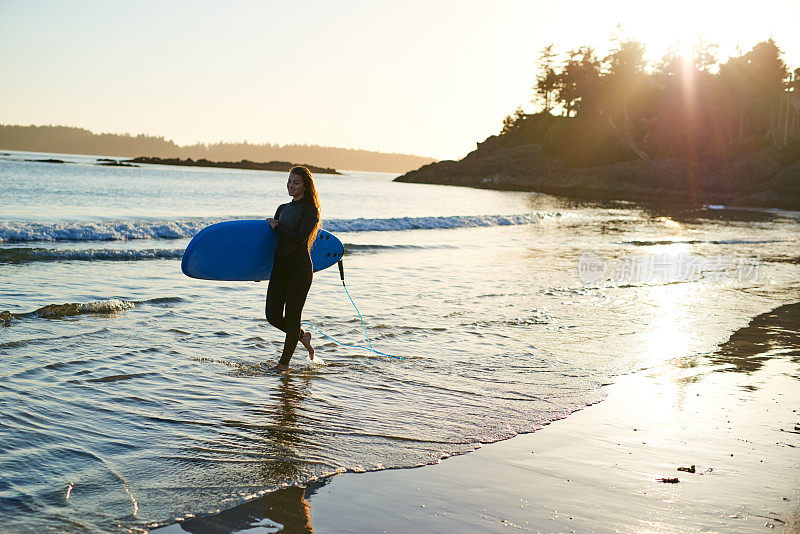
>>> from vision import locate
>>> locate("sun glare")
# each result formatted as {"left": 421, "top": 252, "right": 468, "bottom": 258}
{"left": 595, "top": 0, "right": 787, "bottom": 66}
{"left": 658, "top": 217, "right": 683, "bottom": 231}
{"left": 641, "top": 284, "right": 699, "bottom": 367}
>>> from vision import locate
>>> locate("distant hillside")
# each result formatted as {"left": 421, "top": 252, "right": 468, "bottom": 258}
{"left": 0, "top": 124, "right": 436, "bottom": 173}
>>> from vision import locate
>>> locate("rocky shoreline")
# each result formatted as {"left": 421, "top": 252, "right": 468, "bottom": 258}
{"left": 395, "top": 141, "right": 800, "bottom": 210}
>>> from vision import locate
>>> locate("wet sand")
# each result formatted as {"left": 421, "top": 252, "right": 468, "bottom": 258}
{"left": 153, "top": 303, "right": 800, "bottom": 533}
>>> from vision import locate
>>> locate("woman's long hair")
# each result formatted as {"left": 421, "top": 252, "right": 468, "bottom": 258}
{"left": 289, "top": 165, "right": 322, "bottom": 251}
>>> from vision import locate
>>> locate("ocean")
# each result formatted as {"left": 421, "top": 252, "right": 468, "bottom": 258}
{"left": 1, "top": 150, "right": 799, "bottom": 532}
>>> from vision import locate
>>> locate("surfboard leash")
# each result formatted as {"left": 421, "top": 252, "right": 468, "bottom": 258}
{"left": 302, "top": 260, "right": 402, "bottom": 360}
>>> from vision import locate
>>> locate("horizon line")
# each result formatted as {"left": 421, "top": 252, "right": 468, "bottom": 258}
{"left": 1, "top": 122, "right": 440, "bottom": 161}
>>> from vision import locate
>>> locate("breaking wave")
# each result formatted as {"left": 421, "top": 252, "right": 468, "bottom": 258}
{"left": 0, "top": 220, "right": 210, "bottom": 243}
{"left": 0, "top": 247, "right": 184, "bottom": 263}
{"left": 1, "top": 297, "right": 182, "bottom": 324}
{"left": 11, "top": 299, "right": 135, "bottom": 320}
{"left": 0, "top": 213, "right": 555, "bottom": 243}
{"left": 325, "top": 213, "right": 552, "bottom": 232}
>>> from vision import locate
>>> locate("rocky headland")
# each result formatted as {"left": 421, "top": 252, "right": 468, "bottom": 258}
{"left": 395, "top": 137, "right": 800, "bottom": 210}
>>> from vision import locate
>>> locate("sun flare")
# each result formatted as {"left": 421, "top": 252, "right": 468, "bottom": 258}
{"left": 584, "top": 0, "right": 795, "bottom": 66}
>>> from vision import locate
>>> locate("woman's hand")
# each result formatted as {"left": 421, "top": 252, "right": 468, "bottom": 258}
{"left": 267, "top": 218, "right": 278, "bottom": 229}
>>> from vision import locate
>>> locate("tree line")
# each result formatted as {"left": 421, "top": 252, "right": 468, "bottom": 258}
{"left": 0, "top": 125, "right": 435, "bottom": 173}
{"left": 497, "top": 37, "right": 800, "bottom": 167}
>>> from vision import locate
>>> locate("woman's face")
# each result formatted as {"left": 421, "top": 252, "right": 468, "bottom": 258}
{"left": 287, "top": 173, "right": 305, "bottom": 199}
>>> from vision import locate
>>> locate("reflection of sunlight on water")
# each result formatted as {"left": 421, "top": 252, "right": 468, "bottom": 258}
{"left": 653, "top": 216, "right": 691, "bottom": 281}
{"left": 647, "top": 243, "right": 691, "bottom": 257}
{"left": 625, "top": 283, "right": 707, "bottom": 443}
{"left": 658, "top": 216, "right": 683, "bottom": 232}
{"left": 630, "top": 243, "right": 695, "bottom": 284}
{"left": 640, "top": 284, "right": 699, "bottom": 368}
{"left": 648, "top": 242, "right": 694, "bottom": 277}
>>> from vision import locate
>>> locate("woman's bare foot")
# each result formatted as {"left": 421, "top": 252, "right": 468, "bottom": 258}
{"left": 269, "top": 363, "right": 289, "bottom": 373}
{"left": 299, "top": 331, "right": 315, "bottom": 360}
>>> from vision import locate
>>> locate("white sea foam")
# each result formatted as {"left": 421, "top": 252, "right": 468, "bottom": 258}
{"left": 0, "top": 213, "right": 554, "bottom": 243}
{"left": 325, "top": 212, "right": 550, "bottom": 232}
{"left": 308, "top": 354, "right": 325, "bottom": 365}
{"left": 0, "top": 220, "right": 211, "bottom": 243}
{"left": 28, "top": 299, "right": 135, "bottom": 319}
{"left": 0, "top": 247, "right": 184, "bottom": 262}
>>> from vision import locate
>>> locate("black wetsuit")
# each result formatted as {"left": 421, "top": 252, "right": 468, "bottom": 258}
{"left": 266, "top": 198, "right": 319, "bottom": 365}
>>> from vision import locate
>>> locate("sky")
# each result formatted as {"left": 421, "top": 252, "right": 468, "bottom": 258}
{"left": 1, "top": 0, "right": 798, "bottom": 161}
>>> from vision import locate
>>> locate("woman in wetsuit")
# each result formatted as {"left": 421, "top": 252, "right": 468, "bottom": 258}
{"left": 266, "top": 166, "right": 321, "bottom": 372}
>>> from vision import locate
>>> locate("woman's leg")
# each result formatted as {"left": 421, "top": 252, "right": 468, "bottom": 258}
{"left": 266, "top": 265, "right": 308, "bottom": 341}
{"left": 278, "top": 260, "right": 313, "bottom": 366}
{"left": 265, "top": 266, "right": 289, "bottom": 332}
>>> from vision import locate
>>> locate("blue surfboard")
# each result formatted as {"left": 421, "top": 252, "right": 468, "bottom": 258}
{"left": 181, "top": 220, "right": 344, "bottom": 281}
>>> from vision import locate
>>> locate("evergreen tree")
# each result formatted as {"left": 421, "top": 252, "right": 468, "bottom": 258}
{"left": 534, "top": 44, "right": 560, "bottom": 114}
{"left": 556, "top": 47, "right": 601, "bottom": 118}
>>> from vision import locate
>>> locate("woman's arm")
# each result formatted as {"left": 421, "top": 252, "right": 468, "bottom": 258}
{"left": 273, "top": 205, "right": 319, "bottom": 245}
{"left": 267, "top": 205, "right": 284, "bottom": 229}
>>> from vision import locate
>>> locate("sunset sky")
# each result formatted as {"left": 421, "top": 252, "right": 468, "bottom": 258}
{"left": 1, "top": 0, "right": 798, "bottom": 161}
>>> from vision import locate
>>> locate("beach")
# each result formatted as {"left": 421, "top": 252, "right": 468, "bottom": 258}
{"left": 2, "top": 151, "right": 799, "bottom": 532}
{"left": 156, "top": 303, "right": 800, "bottom": 533}
{"left": 4, "top": 3, "right": 800, "bottom": 531}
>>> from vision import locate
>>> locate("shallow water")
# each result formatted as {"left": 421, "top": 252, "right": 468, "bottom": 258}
{"left": 1, "top": 151, "right": 799, "bottom": 532}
